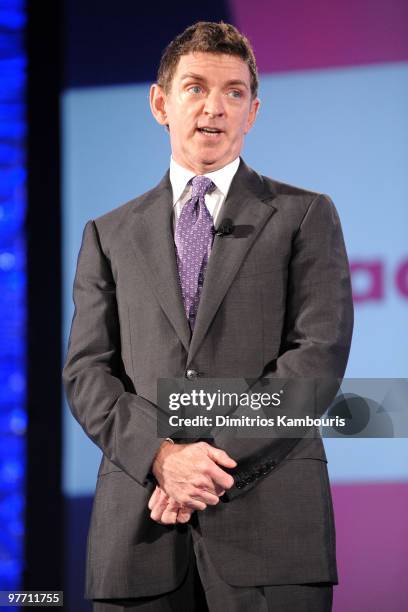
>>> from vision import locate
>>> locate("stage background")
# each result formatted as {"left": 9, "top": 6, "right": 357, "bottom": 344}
{"left": 61, "top": 1, "right": 408, "bottom": 610}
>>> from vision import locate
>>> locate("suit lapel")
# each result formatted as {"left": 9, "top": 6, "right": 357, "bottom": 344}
{"left": 187, "top": 159, "right": 277, "bottom": 366}
{"left": 128, "top": 172, "right": 191, "bottom": 352}
{"left": 125, "top": 160, "right": 277, "bottom": 362}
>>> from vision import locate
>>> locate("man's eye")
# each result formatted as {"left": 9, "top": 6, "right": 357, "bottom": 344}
{"left": 228, "top": 90, "right": 243, "bottom": 99}
{"left": 188, "top": 85, "right": 202, "bottom": 94}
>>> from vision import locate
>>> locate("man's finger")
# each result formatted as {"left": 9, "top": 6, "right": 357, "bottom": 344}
{"left": 160, "top": 500, "right": 180, "bottom": 525}
{"left": 205, "top": 446, "right": 237, "bottom": 469}
{"left": 177, "top": 508, "right": 193, "bottom": 523}
{"left": 150, "top": 490, "right": 170, "bottom": 522}
{"left": 190, "top": 487, "right": 220, "bottom": 506}
{"left": 183, "top": 498, "right": 207, "bottom": 511}
{"left": 148, "top": 486, "right": 161, "bottom": 510}
{"left": 206, "top": 463, "right": 235, "bottom": 490}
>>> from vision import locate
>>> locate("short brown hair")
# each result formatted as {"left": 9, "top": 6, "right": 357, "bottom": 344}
{"left": 157, "top": 21, "right": 259, "bottom": 99}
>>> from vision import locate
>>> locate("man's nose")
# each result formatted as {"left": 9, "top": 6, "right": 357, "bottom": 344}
{"left": 203, "top": 90, "right": 224, "bottom": 117}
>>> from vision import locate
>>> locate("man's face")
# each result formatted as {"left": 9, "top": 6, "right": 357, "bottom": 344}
{"left": 150, "top": 52, "right": 260, "bottom": 174}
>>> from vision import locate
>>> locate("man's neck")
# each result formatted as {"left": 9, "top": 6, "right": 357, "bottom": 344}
{"left": 170, "top": 155, "right": 240, "bottom": 176}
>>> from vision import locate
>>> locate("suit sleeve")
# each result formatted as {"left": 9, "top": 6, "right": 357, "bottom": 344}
{"left": 62, "top": 220, "right": 165, "bottom": 488}
{"left": 213, "top": 194, "right": 354, "bottom": 500}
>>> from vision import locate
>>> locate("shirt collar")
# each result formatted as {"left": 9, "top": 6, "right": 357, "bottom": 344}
{"left": 169, "top": 156, "right": 240, "bottom": 205}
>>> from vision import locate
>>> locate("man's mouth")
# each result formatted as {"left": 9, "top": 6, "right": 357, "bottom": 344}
{"left": 197, "top": 127, "right": 223, "bottom": 136}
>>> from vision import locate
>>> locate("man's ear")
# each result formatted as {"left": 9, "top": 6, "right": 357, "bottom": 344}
{"left": 244, "top": 97, "right": 260, "bottom": 134}
{"left": 150, "top": 83, "right": 168, "bottom": 127}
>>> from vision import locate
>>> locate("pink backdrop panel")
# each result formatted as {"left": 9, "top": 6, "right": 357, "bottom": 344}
{"left": 231, "top": 0, "right": 408, "bottom": 73}
{"left": 332, "top": 482, "right": 408, "bottom": 611}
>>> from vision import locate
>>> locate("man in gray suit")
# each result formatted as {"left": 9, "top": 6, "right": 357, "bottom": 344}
{"left": 63, "top": 21, "right": 353, "bottom": 612}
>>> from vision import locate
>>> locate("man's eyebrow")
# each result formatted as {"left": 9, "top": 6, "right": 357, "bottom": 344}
{"left": 225, "top": 79, "right": 249, "bottom": 90}
{"left": 180, "top": 73, "right": 249, "bottom": 89}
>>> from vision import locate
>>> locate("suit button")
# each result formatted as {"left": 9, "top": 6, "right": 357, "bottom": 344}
{"left": 186, "top": 369, "right": 199, "bottom": 380}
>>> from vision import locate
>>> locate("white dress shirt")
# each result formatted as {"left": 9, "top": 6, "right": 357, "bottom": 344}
{"left": 169, "top": 155, "right": 240, "bottom": 227}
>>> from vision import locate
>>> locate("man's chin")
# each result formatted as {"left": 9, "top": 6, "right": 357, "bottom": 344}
{"left": 195, "top": 154, "right": 232, "bottom": 172}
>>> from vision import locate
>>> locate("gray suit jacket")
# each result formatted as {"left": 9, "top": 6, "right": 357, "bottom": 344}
{"left": 63, "top": 158, "right": 353, "bottom": 599}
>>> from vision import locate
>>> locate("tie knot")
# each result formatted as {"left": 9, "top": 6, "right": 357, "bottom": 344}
{"left": 190, "top": 175, "right": 214, "bottom": 200}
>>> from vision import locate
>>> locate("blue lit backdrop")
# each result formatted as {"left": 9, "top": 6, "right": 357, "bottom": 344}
{"left": 0, "top": 0, "right": 26, "bottom": 590}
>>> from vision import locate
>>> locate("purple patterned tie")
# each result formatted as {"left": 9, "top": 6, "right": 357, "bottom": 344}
{"left": 175, "top": 175, "right": 215, "bottom": 329}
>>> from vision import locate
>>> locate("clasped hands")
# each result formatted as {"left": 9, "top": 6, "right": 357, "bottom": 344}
{"left": 149, "top": 441, "right": 237, "bottom": 525}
